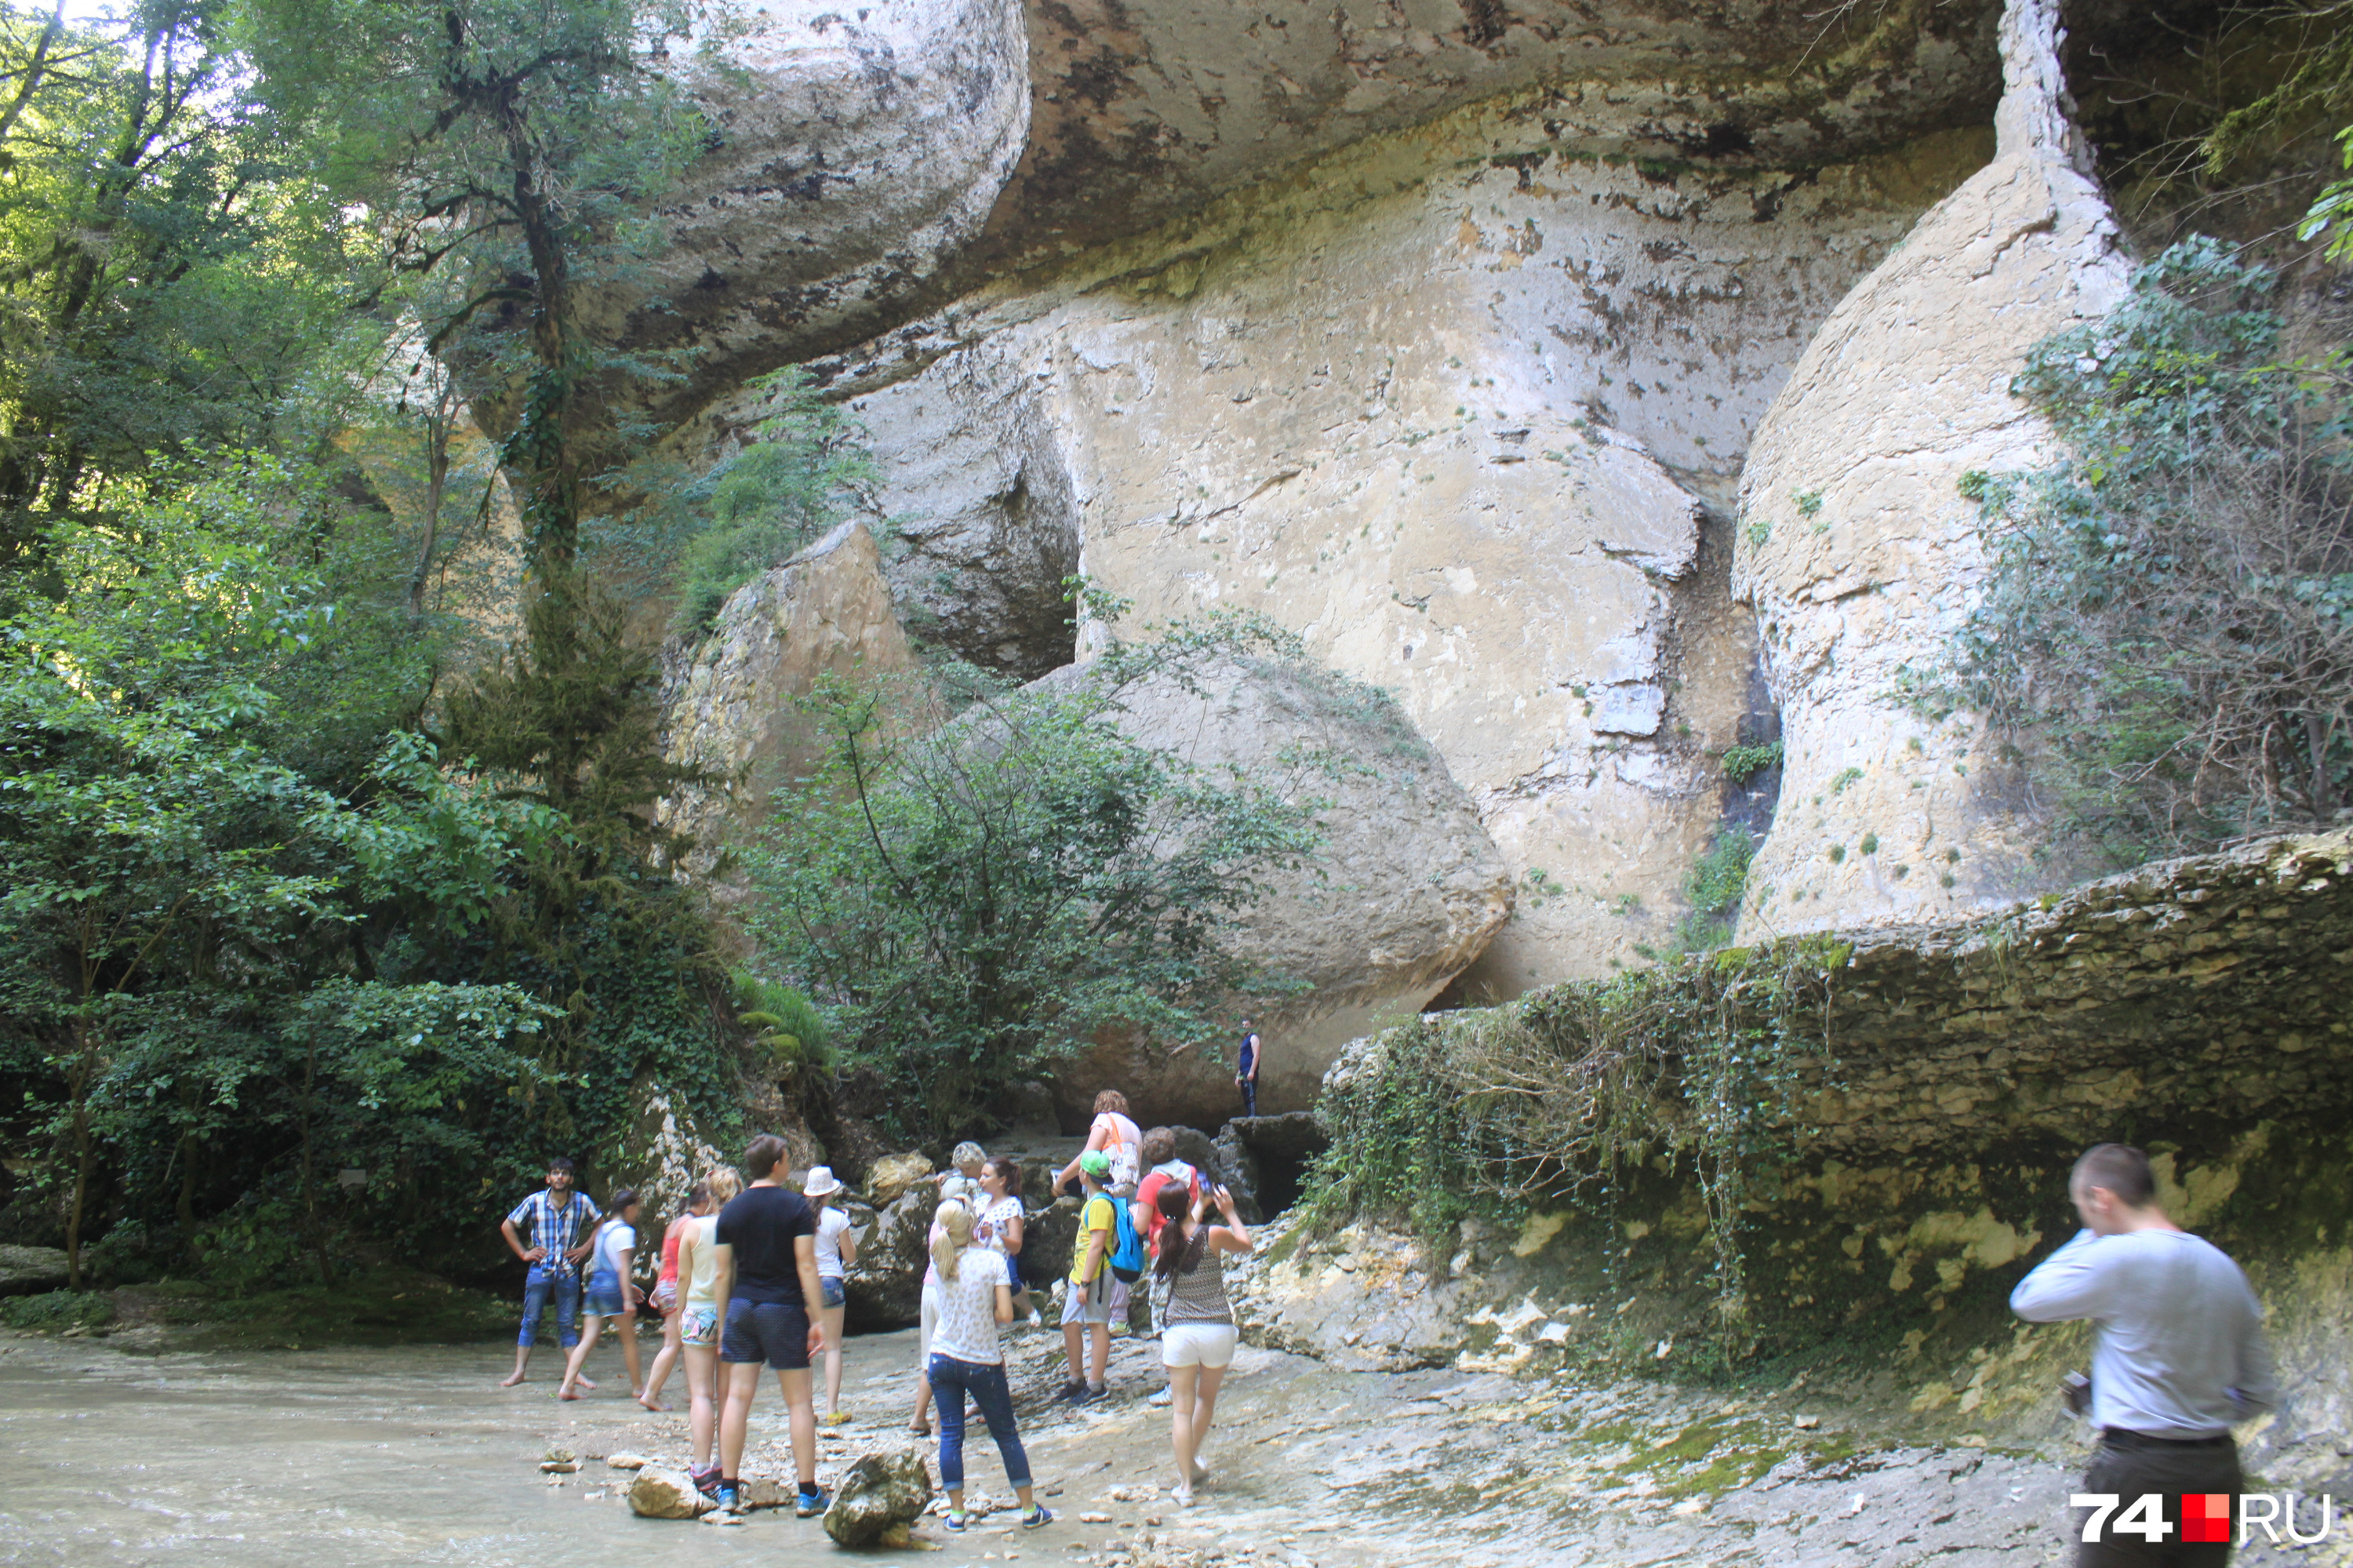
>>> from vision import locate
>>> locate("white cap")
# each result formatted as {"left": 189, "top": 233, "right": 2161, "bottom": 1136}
{"left": 802, "top": 1165, "right": 844, "bottom": 1199}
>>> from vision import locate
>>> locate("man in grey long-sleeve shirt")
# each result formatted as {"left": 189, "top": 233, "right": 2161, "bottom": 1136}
{"left": 2011, "top": 1143, "right": 2275, "bottom": 1566}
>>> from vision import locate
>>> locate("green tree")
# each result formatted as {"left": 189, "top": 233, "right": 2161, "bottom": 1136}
{"left": 0, "top": 0, "right": 356, "bottom": 575}
{"left": 744, "top": 616, "right": 1329, "bottom": 1144}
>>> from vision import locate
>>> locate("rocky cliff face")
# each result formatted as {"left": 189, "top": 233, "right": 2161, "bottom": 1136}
{"left": 656, "top": 520, "right": 920, "bottom": 873}
{"left": 726, "top": 91, "right": 1995, "bottom": 995}
{"left": 649, "top": 0, "right": 2151, "bottom": 1006}
{"left": 620, "top": 0, "right": 2017, "bottom": 436}
{"left": 1730, "top": 0, "right": 2129, "bottom": 940}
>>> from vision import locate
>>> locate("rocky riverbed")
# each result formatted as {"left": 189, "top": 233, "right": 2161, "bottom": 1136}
{"left": 507, "top": 1318, "right": 2112, "bottom": 1568}
{"left": 8, "top": 1317, "right": 2340, "bottom": 1566}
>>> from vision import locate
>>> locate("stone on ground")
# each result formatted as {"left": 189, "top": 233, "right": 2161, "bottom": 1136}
{"left": 627, "top": 1466, "right": 716, "bottom": 1519}
{"left": 822, "top": 1450, "right": 934, "bottom": 1547}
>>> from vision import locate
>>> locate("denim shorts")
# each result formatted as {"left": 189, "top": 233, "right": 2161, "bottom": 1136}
{"left": 819, "top": 1275, "right": 845, "bottom": 1308}
{"left": 584, "top": 1271, "right": 627, "bottom": 1318}
{"left": 721, "top": 1297, "right": 812, "bottom": 1369}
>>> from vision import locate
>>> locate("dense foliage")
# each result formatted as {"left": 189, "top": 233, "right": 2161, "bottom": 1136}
{"left": 744, "top": 614, "right": 1329, "bottom": 1145}
{"left": 1908, "top": 238, "right": 2353, "bottom": 861}
{"left": 0, "top": 0, "right": 759, "bottom": 1293}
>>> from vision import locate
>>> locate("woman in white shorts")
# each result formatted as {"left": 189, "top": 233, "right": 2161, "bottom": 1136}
{"left": 671, "top": 1166, "right": 741, "bottom": 1496}
{"left": 1150, "top": 1178, "right": 1253, "bottom": 1506}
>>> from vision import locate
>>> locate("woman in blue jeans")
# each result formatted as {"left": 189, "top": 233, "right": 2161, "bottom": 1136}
{"left": 926, "top": 1202, "right": 1053, "bottom": 1533}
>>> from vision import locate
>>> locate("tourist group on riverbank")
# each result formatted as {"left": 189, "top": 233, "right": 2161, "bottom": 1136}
{"left": 492, "top": 1058, "right": 1264, "bottom": 1528}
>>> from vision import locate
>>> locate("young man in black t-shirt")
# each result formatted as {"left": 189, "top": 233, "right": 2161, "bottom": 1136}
{"left": 710, "top": 1133, "right": 828, "bottom": 1515}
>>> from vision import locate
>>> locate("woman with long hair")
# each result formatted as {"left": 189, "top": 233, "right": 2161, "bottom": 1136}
{"left": 925, "top": 1201, "right": 1053, "bottom": 1535}
{"left": 558, "top": 1188, "right": 642, "bottom": 1400}
{"left": 1153, "top": 1178, "right": 1253, "bottom": 1505}
{"left": 672, "top": 1166, "right": 744, "bottom": 1495}
{"left": 974, "top": 1158, "right": 1024, "bottom": 1258}
{"left": 635, "top": 1181, "right": 712, "bottom": 1411}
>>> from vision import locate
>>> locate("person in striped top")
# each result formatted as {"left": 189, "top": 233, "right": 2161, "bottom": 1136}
{"left": 498, "top": 1157, "right": 602, "bottom": 1388}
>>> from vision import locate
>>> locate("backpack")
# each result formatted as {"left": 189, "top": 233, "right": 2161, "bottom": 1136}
{"left": 1108, "top": 1193, "right": 1148, "bottom": 1283}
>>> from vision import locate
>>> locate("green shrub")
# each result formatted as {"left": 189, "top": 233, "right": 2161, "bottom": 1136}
{"left": 1, "top": 1290, "right": 114, "bottom": 1333}
{"left": 1904, "top": 237, "right": 2353, "bottom": 860}
{"left": 667, "top": 368, "right": 878, "bottom": 639}
{"left": 1719, "top": 741, "right": 1784, "bottom": 784}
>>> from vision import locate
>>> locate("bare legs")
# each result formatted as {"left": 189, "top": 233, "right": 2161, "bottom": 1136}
{"left": 1169, "top": 1362, "right": 1227, "bottom": 1502}
{"left": 684, "top": 1344, "right": 726, "bottom": 1472}
{"left": 557, "top": 1314, "right": 608, "bottom": 1399}
{"left": 501, "top": 1343, "right": 531, "bottom": 1387}
{"left": 719, "top": 1365, "right": 820, "bottom": 1488}
{"left": 820, "top": 1298, "right": 847, "bottom": 1418}
{"left": 1061, "top": 1319, "right": 1110, "bottom": 1389}
{"left": 616, "top": 1304, "right": 643, "bottom": 1397}
{"left": 641, "top": 1307, "right": 682, "bottom": 1410}
{"left": 909, "top": 1366, "right": 933, "bottom": 1433}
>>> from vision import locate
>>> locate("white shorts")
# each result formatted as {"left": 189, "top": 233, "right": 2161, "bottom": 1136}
{"left": 917, "top": 1281, "right": 940, "bottom": 1364}
{"left": 1161, "top": 1322, "right": 1238, "bottom": 1369}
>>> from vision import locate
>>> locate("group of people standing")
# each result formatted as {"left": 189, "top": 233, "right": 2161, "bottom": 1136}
{"left": 499, "top": 1137, "right": 841, "bottom": 1517}
{"left": 494, "top": 1050, "right": 1268, "bottom": 1523}
{"left": 1046, "top": 1090, "right": 1256, "bottom": 1507}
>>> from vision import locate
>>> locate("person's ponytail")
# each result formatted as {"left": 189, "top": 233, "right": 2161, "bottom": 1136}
{"left": 932, "top": 1200, "right": 973, "bottom": 1284}
{"left": 1153, "top": 1181, "right": 1192, "bottom": 1282}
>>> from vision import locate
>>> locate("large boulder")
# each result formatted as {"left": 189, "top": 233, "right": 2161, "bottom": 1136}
{"left": 840, "top": 1186, "right": 933, "bottom": 1330}
{"left": 0, "top": 1246, "right": 70, "bottom": 1299}
{"left": 1032, "top": 655, "right": 1513, "bottom": 1126}
{"left": 863, "top": 1151, "right": 934, "bottom": 1207}
{"left": 1730, "top": 0, "right": 2131, "bottom": 939}
{"left": 656, "top": 520, "right": 922, "bottom": 872}
{"left": 822, "top": 1450, "right": 934, "bottom": 1548}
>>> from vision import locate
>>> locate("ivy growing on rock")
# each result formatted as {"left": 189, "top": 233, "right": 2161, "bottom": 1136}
{"left": 1302, "top": 939, "right": 1844, "bottom": 1358}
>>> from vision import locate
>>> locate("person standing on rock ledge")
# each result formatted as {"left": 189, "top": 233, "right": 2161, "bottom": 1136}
{"left": 710, "top": 1133, "right": 830, "bottom": 1519}
{"left": 1236, "top": 1022, "right": 1261, "bottom": 1118}
{"left": 2010, "top": 1144, "right": 2275, "bottom": 1568}
{"left": 497, "top": 1157, "right": 601, "bottom": 1388}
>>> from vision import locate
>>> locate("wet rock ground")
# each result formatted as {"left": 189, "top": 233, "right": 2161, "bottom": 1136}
{"left": 529, "top": 1317, "right": 2115, "bottom": 1568}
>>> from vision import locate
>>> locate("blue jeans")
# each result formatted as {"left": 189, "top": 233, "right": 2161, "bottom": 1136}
{"left": 927, "top": 1355, "right": 1028, "bottom": 1491}
{"left": 518, "top": 1263, "right": 581, "bottom": 1348}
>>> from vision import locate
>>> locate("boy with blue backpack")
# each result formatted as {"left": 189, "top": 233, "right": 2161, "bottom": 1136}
{"left": 1059, "top": 1149, "right": 1147, "bottom": 1402}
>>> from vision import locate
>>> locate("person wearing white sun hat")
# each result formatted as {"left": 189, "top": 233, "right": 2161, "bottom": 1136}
{"left": 803, "top": 1164, "right": 858, "bottom": 1424}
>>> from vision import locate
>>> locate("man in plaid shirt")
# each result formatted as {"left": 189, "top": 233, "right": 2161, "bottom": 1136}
{"left": 499, "top": 1156, "right": 602, "bottom": 1387}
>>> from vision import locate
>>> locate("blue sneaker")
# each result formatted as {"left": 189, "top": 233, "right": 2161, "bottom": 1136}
{"left": 795, "top": 1485, "right": 829, "bottom": 1518}
{"left": 715, "top": 1481, "right": 742, "bottom": 1515}
{"left": 944, "top": 1511, "right": 969, "bottom": 1533}
{"left": 1021, "top": 1504, "right": 1054, "bottom": 1529}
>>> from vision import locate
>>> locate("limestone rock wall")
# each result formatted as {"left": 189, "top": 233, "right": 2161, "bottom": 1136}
{"left": 1729, "top": 0, "right": 2129, "bottom": 940}
{"left": 614, "top": 1, "right": 2016, "bottom": 433}
{"left": 656, "top": 520, "right": 920, "bottom": 871}
{"left": 1242, "top": 828, "right": 2353, "bottom": 1472}
{"left": 733, "top": 106, "right": 1994, "bottom": 996}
